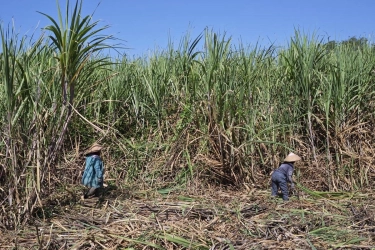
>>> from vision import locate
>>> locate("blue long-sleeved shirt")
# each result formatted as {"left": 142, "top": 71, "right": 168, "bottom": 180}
{"left": 274, "top": 162, "right": 294, "bottom": 183}
{"left": 81, "top": 154, "right": 104, "bottom": 188}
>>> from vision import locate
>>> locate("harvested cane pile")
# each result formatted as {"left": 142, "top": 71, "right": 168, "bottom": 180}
{"left": 1, "top": 185, "right": 374, "bottom": 249}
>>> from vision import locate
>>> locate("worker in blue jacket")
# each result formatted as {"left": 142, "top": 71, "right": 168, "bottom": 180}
{"left": 82, "top": 143, "right": 105, "bottom": 198}
{"left": 271, "top": 152, "right": 301, "bottom": 201}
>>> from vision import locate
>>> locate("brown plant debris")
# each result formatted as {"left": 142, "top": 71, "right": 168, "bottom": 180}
{"left": 1, "top": 187, "right": 374, "bottom": 249}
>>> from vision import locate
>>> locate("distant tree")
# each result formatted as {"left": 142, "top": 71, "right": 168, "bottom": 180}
{"left": 341, "top": 36, "right": 368, "bottom": 49}
{"left": 324, "top": 40, "right": 337, "bottom": 51}
{"left": 324, "top": 36, "right": 372, "bottom": 52}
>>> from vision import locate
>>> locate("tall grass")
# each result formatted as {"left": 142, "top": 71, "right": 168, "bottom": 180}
{"left": 0, "top": 0, "right": 115, "bottom": 228}
{"left": 38, "top": 0, "right": 115, "bottom": 165}
{"left": 75, "top": 29, "right": 375, "bottom": 190}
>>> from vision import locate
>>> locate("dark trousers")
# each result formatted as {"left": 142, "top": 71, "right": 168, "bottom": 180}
{"left": 84, "top": 187, "right": 100, "bottom": 198}
{"left": 271, "top": 171, "right": 289, "bottom": 200}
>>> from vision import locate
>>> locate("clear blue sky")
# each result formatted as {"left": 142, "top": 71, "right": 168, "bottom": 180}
{"left": 1, "top": 0, "right": 374, "bottom": 57}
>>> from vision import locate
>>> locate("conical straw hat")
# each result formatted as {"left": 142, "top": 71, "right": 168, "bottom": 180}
{"left": 284, "top": 152, "right": 301, "bottom": 162}
{"left": 85, "top": 142, "right": 103, "bottom": 155}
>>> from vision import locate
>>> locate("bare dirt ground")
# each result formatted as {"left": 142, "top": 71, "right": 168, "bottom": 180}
{"left": 1, "top": 186, "right": 375, "bottom": 249}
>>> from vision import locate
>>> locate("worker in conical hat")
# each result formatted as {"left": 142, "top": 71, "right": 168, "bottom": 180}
{"left": 81, "top": 142, "right": 105, "bottom": 198}
{"left": 270, "top": 152, "right": 301, "bottom": 201}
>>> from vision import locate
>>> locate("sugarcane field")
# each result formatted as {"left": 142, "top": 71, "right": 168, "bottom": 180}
{"left": 1, "top": 1, "right": 375, "bottom": 249}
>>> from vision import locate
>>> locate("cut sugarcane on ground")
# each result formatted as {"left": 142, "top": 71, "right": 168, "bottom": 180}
{"left": 2, "top": 183, "right": 374, "bottom": 249}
